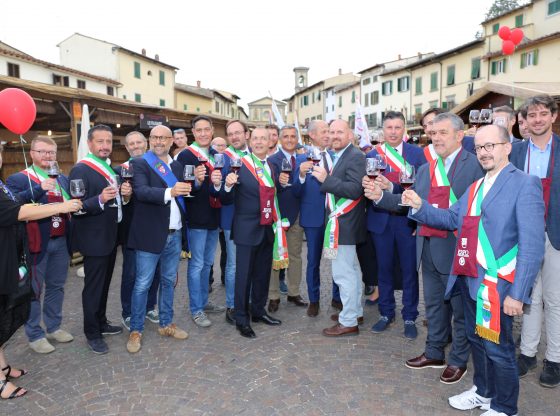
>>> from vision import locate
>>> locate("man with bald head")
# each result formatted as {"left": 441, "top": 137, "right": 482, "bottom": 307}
{"left": 211, "top": 137, "right": 227, "bottom": 153}
{"left": 312, "top": 119, "right": 366, "bottom": 336}
{"left": 126, "top": 125, "right": 192, "bottom": 353}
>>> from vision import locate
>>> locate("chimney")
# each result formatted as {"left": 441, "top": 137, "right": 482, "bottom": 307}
{"left": 338, "top": 68, "right": 342, "bottom": 75}
{"left": 197, "top": 80, "right": 201, "bottom": 88}
{"left": 398, "top": 54, "right": 402, "bottom": 60}
{"left": 141, "top": 48, "right": 146, "bottom": 56}
{"left": 155, "top": 54, "right": 159, "bottom": 61}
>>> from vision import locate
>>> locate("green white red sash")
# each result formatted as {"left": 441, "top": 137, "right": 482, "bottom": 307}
{"left": 224, "top": 145, "right": 247, "bottom": 160}
{"left": 431, "top": 157, "right": 458, "bottom": 206}
{"left": 188, "top": 143, "right": 215, "bottom": 168}
{"left": 323, "top": 194, "right": 362, "bottom": 259}
{"left": 79, "top": 153, "right": 118, "bottom": 183}
{"left": 21, "top": 166, "right": 70, "bottom": 200}
{"left": 241, "top": 153, "right": 289, "bottom": 269}
{"left": 424, "top": 144, "right": 437, "bottom": 164}
{"left": 467, "top": 178, "right": 518, "bottom": 344}
{"left": 375, "top": 143, "right": 412, "bottom": 175}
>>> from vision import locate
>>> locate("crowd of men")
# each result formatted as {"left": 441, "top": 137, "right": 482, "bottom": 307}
{"left": 7, "top": 94, "right": 559, "bottom": 416}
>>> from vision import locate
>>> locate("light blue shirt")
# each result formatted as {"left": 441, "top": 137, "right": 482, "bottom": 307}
{"left": 333, "top": 143, "right": 352, "bottom": 167}
{"left": 443, "top": 147, "right": 462, "bottom": 174}
{"left": 279, "top": 147, "right": 296, "bottom": 166}
{"left": 524, "top": 136, "right": 552, "bottom": 179}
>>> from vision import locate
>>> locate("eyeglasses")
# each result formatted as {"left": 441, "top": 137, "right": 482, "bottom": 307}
{"left": 474, "top": 142, "right": 507, "bottom": 153}
{"left": 149, "top": 135, "right": 172, "bottom": 142}
{"left": 31, "top": 150, "right": 57, "bottom": 156}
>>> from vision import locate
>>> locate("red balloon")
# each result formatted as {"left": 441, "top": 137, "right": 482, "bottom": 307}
{"left": 502, "top": 40, "right": 516, "bottom": 55}
{"left": 510, "top": 28, "right": 524, "bottom": 45}
{"left": 0, "top": 88, "right": 37, "bottom": 135}
{"left": 498, "top": 26, "right": 511, "bottom": 41}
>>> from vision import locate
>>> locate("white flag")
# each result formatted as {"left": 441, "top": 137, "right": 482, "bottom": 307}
{"left": 271, "top": 99, "right": 285, "bottom": 128}
{"left": 77, "top": 104, "right": 90, "bottom": 161}
{"left": 354, "top": 102, "right": 371, "bottom": 148}
{"left": 294, "top": 113, "right": 303, "bottom": 145}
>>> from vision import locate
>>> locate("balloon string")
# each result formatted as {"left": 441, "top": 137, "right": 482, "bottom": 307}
{"left": 20, "top": 134, "right": 35, "bottom": 202}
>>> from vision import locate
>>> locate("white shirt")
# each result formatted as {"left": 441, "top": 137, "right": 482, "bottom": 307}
{"left": 482, "top": 162, "right": 509, "bottom": 198}
{"left": 162, "top": 155, "right": 182, "bottom": 230}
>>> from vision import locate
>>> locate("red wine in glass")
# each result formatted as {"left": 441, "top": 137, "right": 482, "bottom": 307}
{"left": 368, "top": 172, "right": 378, "bottom": 180}
{"left": 231, "top": 166, "right": 240, "bottom": 174}
{"left": 400, "top": 180, "right": 414, "bottom": 190}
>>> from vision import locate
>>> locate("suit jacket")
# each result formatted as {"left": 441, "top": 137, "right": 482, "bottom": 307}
{"left": 68, "top": 161, "right": 119, "bottom": 257}
{"left": 7, "top": 170, "right": 71, "bottom": 263}
{"left": 292, "top": 153, "right": 329, "bottom": 228}
{"left": 176, "top": 147, "right": 220, "bottom": 230}
{"left": 320, "top": 145, "right": 366, "bottom": 245}
{"left": 462, "top": 136, "right": 476, "bottom": 154}
{"left": 267, "top": 150, "right": 300, "bottom": 225}
{"left": 224, "top": 159, "right": 276, "bottom": 246}
{"left": 114, "top": 164, "right": 133, "bottom": 246}
{"left": 127, "top": 156, "right": 186, "bottom": 254}
{"left": 376, "top": 149, "right": 484, "bottom": 274}
{"left": 411, "top": 163, "right": 545, "bottom": 304}
{"left": 510, "top": 134, "right": 560, "bottom": 249}
{"left": 366, "top": 142, "right": 426, "bottom": 234}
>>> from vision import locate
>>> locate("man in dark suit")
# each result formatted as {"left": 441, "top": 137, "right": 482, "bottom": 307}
{"left": 220, "top": 127, "right": 282, "bottom": 338}
{"left": 267, "top": 125, "right": 307, "bottom": 313}
{"left": 292, "top": 120, "right": 342, "bottom": 316}
{"left": 511, "top": 95, "right": 560, "bottom": 388}
{"left": 493, "top": 105, "right": 522, "bottom": 143}
{"left": 314, "top": 119, "right": 366, "bottom": 337}
{"left": 365, "top": 113, "right": 484, "bottom": 384}
{"left": 366, "top": 111, "right": 426, "bottom": 338}
{"left": 176, "top": 115, "right": 225, "bottom": 328}
{"left": 125, "top": 125, "right": 191, "bottom": 353}
{"left": 69, "top": 124, "right": 131, "bottom": 354}
{"left": 7, "top": 137, "right": 74, "bottom": 354}
{"left": 404, "top": 124, "right": 545, "bottom": 416}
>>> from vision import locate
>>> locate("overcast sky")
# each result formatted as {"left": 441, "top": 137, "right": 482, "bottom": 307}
{"left": 2, "top": 0, "right": 495, "bottom": 108}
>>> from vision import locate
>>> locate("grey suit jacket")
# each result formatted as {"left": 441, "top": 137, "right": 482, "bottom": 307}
{"left": 376, "top": 149, "right": 484, "bottom": 274}
{"left": 320, "top": 144, "right": 366, "bottom": 245}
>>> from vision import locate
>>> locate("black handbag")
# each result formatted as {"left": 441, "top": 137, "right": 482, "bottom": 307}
{"left": 6, "top": 232, "right": 33, "bottom": 310}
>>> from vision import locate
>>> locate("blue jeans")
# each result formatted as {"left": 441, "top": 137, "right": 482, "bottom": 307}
{"left": 187, "top": 228, "right": 219, "bottom": 315}
{"left": 223, "top": 229, "right": 236, "bottom": 308}
{"left": 304, "top": 226, "right": 340, "bottom": 303}
{"left": 458, "top": 277, "right": 518, "bottom": 415}
{"left": 130, "top": 232, "right": 181, "bottom": 332}
{"left": 25, "top": 237, "right": 70, "bottom": 342}
{"left": 121, "top": 246, "right": 160, "bottom": 319}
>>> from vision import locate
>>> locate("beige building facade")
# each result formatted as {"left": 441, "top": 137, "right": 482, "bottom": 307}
{"left": 247, "top": 97, "right": 286, "bottom": 125}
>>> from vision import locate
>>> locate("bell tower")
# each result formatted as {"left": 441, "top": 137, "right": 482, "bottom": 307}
{"left": 294, "top": 67, "right": 309, "bottom": 93}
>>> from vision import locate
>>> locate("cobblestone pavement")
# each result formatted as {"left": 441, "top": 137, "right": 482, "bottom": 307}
{"left": 2, "top": 244, "right": 558, "bottom": 415}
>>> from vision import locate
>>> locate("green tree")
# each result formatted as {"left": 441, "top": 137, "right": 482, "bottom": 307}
{"left": 485, "top": 0, "right": 521, "bottom": 20}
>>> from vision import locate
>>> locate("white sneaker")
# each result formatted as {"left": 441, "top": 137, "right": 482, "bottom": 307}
{"left": 448, "top": 386, "right": 491, "bottom": 411}
{"left": 46, "top": 329, "right": 74, "bottom": 343}
{"left": 480, "top": 409, "right": 517, "bottom": 416}
{"left": 192, "top": 311, "right": 212, "bottom": 328}
{"left": 29, "top": 338, "right": 55, "bottom": 354}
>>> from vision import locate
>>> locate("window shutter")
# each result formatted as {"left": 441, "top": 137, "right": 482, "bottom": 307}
{"left": 533, "top": 49, "right": 539, "bottom": 65}
{"left": 491, "top": 62, "right": 497, "bottom": 75}
{"left": 520, "top": 53, "right": 526, "bottom": 69}
{"left": 502, "top": 59, "right": 507, "bottom": 73}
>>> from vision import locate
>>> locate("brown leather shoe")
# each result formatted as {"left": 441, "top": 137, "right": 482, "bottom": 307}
{"left": 267, "top": 299, "right": 280, "bottom": 313}
{"left": 287, "top": 295, "right": 308, "bottom": 307}
{"left": 331, "top": 300, "right": 343, "bottom": 310}
{"left": 307, "top": 302, "right": 319, "bottom": 317}
{"left": 330, "top": 313, "right": 363, "bottom": 325}
{"left": 440, "top": 365, "right": 467, "bottom": 384}
{"left": 322, "top": 323, "right": 359, "bottom": 337}
{"left": 405, "top": 353, "right": 446, "bottom": 369}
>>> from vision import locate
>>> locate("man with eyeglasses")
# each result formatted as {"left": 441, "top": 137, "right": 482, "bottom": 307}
{"left": 177, "top": 115, "right": 225, "bottom": 328}
{"left": 511, "top": 95, "right": 560, "bottom": 389}
{"left": 125, "top": 125, "right": 191, "bottom": 353}
{"left": 402, "top": 124, "right": 545, "bottom": 416}
{"left": 7, "top": 137, "right": 74, "bottom": 354}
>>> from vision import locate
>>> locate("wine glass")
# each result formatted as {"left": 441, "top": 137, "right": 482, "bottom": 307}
{"left": 214, "top": 154, "right": 225, "bottom": 171}
{"left": 374, "top": 154, "right": 387, "bottom": 174}
{"left": 183, "top": 165, "right": 196, "bottom": 198}
{"left": 398, "top": 165, "right": 416, "bottom": 206}
{"left": 281, "top": 158, "right": 293, "bottom": 187}
{"left": 70, "top": 179, "right": 86, "bottom": 215}
{"left": 198, "top": 152, "right": 209, "bottom": 177}
{"left": 230, "top": 157, "right": 242, "bottom": 185}
{"left": 305, "top": 147, "right": 316, "bottom": 175}
{"left": 366, "top": 158, "right": 379, "bottom": 181}
{"left": 108, "top": 174, "right": 120, "bottom": 207}
{"left": 479, "top": 109, "right": 492, "bottom": 125}
{"left": 469, "top": 109, "right": 481, "bottom": 130}
{"left": 121, "top": 165, "right": 134, "bottom": 185}
{"left": 46, "top": 161, "right": 61, "bottom": 196}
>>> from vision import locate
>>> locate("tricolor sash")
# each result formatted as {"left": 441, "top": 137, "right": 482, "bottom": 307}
{"left": 80, "top": 153, "right": 122, "bottom": 221}
{"left": 375, "top": 143, "right": 413, "bottom": 175}
{"left": 423, "top": 144, "right": 438, "bottom": 164}
{"left": 430, "top": 157, "right": 458, "bottom": 206}
{"left": 464, "top": 178, "right": 518, "bottom": 344}
{"left": 241, "top": 153, "right": 289, "bottom": 269}
{"left": 142, "top": 151, "right": 186, "bottom": 214}
{"left": 323, "top": 194, "right": 362, "bottom": 259}
{"left": 224, "top": 146, "right": 246, "bottom": 160}
{"left": 21, "top": 166, "right": 70, "bottom": 200}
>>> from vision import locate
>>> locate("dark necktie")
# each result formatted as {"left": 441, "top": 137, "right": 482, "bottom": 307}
{"left": 322, "top": 152, "right": 330, "bottom": 173}
{"left": 290, "top": 155, "right": 296, "bottom": 169}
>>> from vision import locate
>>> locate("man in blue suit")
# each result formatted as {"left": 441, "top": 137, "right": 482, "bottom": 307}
{"left": 7, "top": 137, "right": 74, "bottom": 354}
{"left": 511, "top": 95, "right": 560, "bottom": 388}
{"left": 267, "top": 125, "right": 308, "bottom": 313}
{"left": 292, "top": 120, "right": 340, "bottom": 316}
{"left": 404, "top": 124, "right": 545, "bottom": 416}
{"left": 125, "top": 125, "right": 191, "bottom": 353}
{"left": 365, "top": 113, "right": 483, "bottom": 384}
{"left": 366, "top": 111, "right": 426, "bottom": 338}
